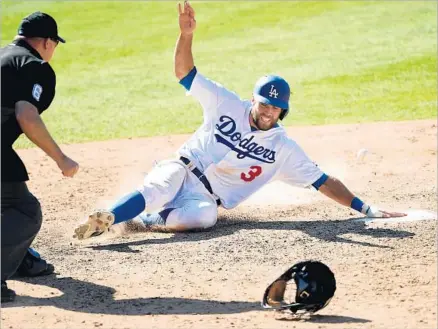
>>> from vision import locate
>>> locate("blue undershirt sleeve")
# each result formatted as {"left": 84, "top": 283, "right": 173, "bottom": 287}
{"left": 311, "top": 173, "right": 329, "bottom": 190}
{"left": 179, "top": 66, "right": 198, "bottom": 91}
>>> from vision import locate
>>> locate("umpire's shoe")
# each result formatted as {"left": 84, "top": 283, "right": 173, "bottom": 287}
{"left": 73, "top": 210, "right": 115, "bottom": 240}
{"left": 14, "top": 248, "right": 55, "bottom": 278}
{"left": 1, "top": 281, "right": 16, "bottom": 303}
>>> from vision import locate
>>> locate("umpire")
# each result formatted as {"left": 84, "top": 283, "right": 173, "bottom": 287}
{"left": 1, "top": 12, "right": 79, "bottom": 302}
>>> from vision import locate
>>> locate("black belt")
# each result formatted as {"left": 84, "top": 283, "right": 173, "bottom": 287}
{"left": 180, "top": 156, "right": 221, "bottom": 206}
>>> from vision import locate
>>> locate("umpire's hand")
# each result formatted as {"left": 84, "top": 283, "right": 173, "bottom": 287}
{"left": 57, "top": 155, "right": 79, "bottom": 177}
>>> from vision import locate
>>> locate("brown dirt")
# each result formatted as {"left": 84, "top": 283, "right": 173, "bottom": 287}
{"left": 2, "top": 119, "right": 437, "bottom": 329}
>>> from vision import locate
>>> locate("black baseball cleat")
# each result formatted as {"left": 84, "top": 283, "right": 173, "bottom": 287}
{"left": 13, "top": 248, "right": 55, "bottom": 278}
{"left": 1, "top": 281, "right": 16, "bottom": 303}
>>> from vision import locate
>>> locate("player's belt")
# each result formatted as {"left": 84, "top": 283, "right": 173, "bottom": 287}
{"left": 179, "top": 156, "right": 221, "bottom": 206}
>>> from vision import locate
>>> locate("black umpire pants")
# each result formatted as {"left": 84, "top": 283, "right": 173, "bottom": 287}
{"left": 1, "top": 182, "right": 42, "bottom": 281}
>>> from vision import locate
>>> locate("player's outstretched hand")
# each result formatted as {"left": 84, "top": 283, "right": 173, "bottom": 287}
{"left": 178, "top": 0, "right": 196, "bottom": 35}
{"left": 367, "top": 207, "right": 407, "bottom": 218}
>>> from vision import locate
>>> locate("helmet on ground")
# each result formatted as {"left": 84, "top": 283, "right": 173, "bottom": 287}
{"left": 262, "top": 260, "right": 336, "bottom": 315}
{"left": 253, "top": 75, "right": 291, "bottom": 120}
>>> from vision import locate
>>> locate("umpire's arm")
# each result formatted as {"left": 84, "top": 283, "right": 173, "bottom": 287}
{"left": 15, "top": 101, "right": 66, "bottom": 165}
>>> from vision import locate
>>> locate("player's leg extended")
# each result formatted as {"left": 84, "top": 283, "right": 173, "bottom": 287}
{"left": 73, "top": 160, "right": 188, "bottom": 240}
{"left": 136, "top": 197, "right": 218, "bottom": 232}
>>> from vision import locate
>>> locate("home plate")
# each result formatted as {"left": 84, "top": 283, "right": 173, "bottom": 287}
{"left": 356, "top": 209, "right": 437, "bottom": 224}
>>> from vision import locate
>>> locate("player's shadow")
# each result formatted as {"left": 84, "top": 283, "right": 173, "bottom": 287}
{"left": 88, "top": 216, "right": 415, "bottom": 253}
{"left": 3, "top": 276, "right": 259, "bottom": 315}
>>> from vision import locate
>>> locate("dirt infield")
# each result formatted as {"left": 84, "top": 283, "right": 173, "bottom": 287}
{"left": 2, "top": 119, "right": 437, "bottom": 329}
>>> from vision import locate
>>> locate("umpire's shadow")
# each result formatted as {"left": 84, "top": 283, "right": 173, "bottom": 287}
{"left": 3, "top": 276, "right": 371, "bottom": 323}
{"left": 88, "top": 215, "right": 415, "bottom": 253}
{"left": 3, "top": 275, "right": 259, "bottom": 315}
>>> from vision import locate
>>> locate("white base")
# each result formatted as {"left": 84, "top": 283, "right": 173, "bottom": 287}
{"left": 356, "top": 209, "right": 437, "bottom": 224}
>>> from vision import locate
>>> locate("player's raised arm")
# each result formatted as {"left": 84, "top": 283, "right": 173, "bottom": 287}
{"left": 173, "top": 1, "right": 237, "bottom": 115}
{"left": 174, "top": 1, "right": 196, "bottom": 80}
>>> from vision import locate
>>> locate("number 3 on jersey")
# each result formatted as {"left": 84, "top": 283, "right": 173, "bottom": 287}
{"left": 241, "top": 166, "right": 262, "bottom": 182}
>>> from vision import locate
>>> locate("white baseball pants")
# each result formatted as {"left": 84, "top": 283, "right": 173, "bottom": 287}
{"left": 137, "top": 159, "right": 218, "bottom": 230}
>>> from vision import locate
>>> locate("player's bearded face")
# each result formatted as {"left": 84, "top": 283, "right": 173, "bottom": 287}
{"left": 251, "top": 101, "right": 282, "bottom": 131}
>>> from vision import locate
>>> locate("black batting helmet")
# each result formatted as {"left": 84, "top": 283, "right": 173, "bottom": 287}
{"left": 262, "top": 260, "right": 336, "bottom": 314}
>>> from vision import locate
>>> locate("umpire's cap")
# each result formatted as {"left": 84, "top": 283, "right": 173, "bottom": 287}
{"left": 253, "top": 75, "right": 291, "bottom": 119}
{"left": 18, "top": 12, "right": 65, "bottom": 43}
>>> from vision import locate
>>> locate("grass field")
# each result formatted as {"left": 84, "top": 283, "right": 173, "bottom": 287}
{"left": 1, "top": 1, "right": 436, "bottom": 148}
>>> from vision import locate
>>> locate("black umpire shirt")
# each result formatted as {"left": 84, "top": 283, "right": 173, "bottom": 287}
{"left": 1, "top": 39, "right": 56, "bottom": 182}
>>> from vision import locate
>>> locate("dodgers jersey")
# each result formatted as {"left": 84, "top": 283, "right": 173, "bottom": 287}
{"left": 178, "top": 71, "right": 324, "bottom": 209}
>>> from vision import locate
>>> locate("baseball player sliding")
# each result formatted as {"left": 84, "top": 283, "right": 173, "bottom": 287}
{"left": 73, "top": 1, "right": 406, "bottom": 240}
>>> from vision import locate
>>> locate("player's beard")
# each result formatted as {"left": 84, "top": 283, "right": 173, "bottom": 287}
{"left": 251, "top": 110, "right": 278, "bottom": 131}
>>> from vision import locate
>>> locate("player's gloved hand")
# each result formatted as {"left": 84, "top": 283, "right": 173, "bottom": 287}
{"left": 365, "top": 206, "right": 407, "bottom": 218}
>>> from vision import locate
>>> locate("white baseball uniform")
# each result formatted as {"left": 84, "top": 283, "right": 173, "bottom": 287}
{"left": 137, "top": 71, "right": 324, "bottom": 229}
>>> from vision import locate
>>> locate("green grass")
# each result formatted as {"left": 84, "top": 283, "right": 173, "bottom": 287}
{"left": 1, "top": 1, "right": 436, "bottom": 148}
